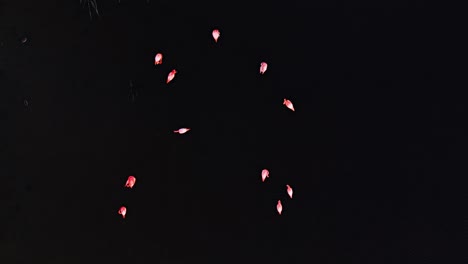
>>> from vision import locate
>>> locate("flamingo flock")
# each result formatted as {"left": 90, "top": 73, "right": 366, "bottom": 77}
{"left": 118, "top": 28, "right": 297, "bottom": 219}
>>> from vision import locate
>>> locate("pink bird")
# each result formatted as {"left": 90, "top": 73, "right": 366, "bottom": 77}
{"left": 261, "top": 169, "right": 269, "bottom": 182}
{"left": 174, "top": 128, "right": 190, "bottom": 134}
{"left": 167, "top": 69, "right": 177, "bottom": 84}
{"left": 260, "top": 62, "right": 268, "bottom": 74}
{"left": 277, "top": 200, "right": 283, "bottom": 215}
{"left": 286, "top": 184, "right": 293, "bottom": 199}
{"left": 212, "top": 29, "right": 220, "bottom": 43}
{"left": 154, "top": 53, "right": 163, "bottom": 65}
{"left": 283, "top": 98, "right": 295, "bottom": 111}
{"left": 118, "top": 206, "right": 127, "bottom": 219}
{"left": 125, "top": 176, "right": 136, "bottom": 188}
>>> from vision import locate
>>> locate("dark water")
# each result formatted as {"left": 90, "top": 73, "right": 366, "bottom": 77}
{"left": 0, "top": 2, "right": 461, "bottom": 264}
